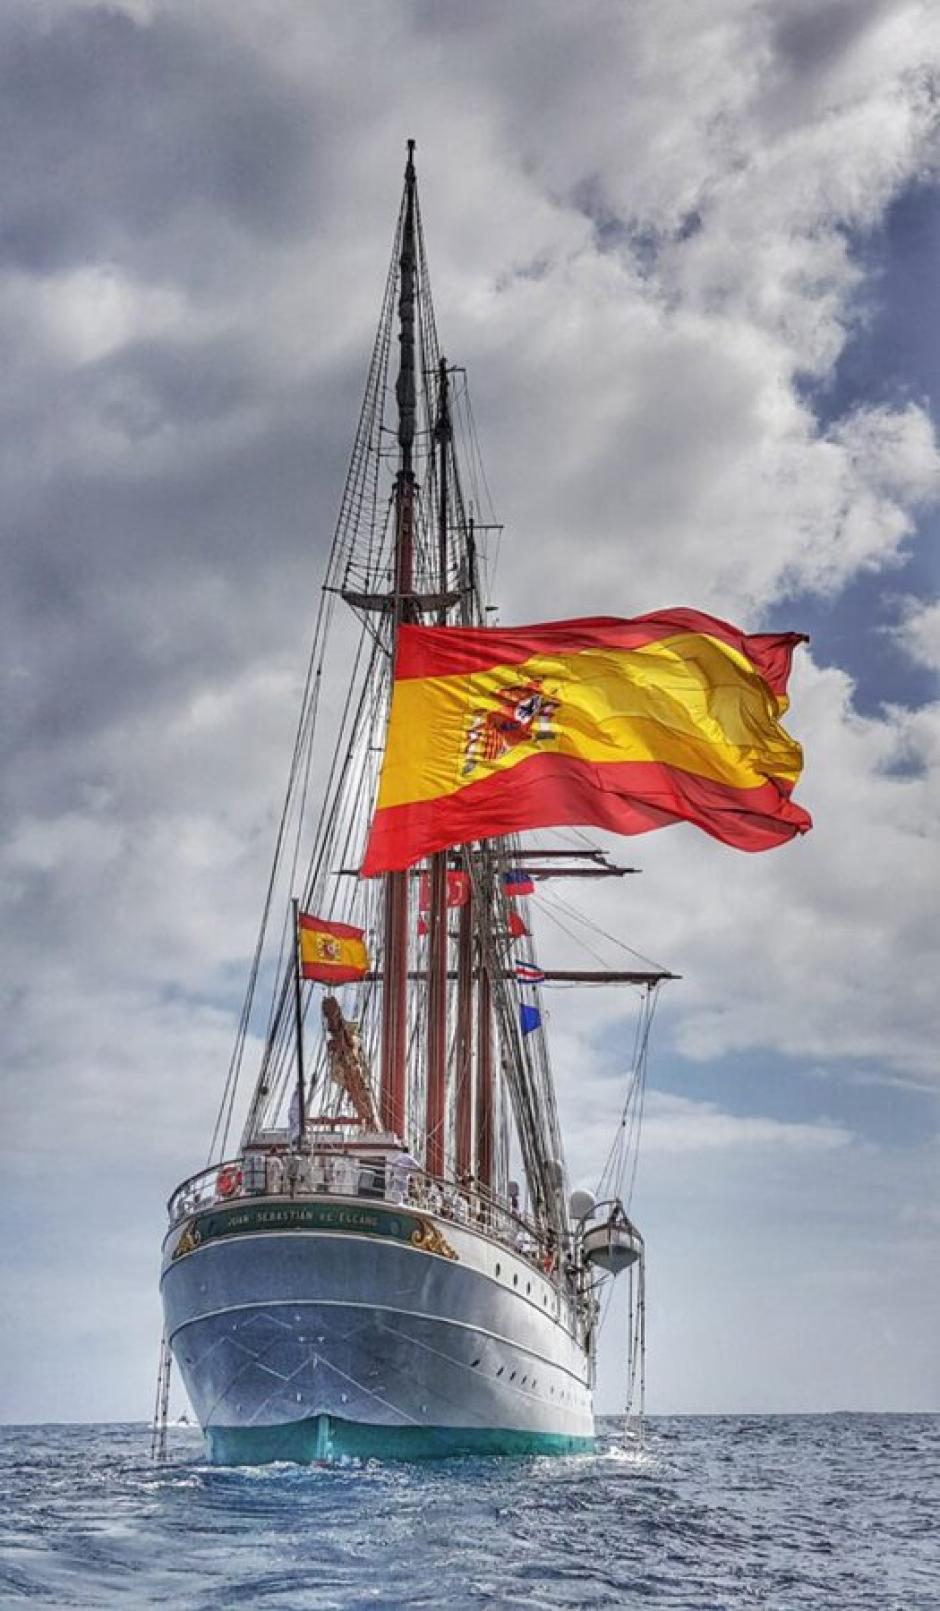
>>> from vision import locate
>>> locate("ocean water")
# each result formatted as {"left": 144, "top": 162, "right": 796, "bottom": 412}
{"left": 0, "top": 1416, "right": 937, "bottom": 1609}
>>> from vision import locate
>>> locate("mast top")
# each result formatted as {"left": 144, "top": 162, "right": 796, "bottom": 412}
{"left": 396, "top": 140, "right": 418, "bottom": 474}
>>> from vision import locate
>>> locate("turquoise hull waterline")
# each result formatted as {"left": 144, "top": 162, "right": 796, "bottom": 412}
{"left": 207, "top": 1414, "right": 596, "bottom": 1465}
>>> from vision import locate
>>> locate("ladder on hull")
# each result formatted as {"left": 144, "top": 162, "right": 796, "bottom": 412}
{"left": 150, "top": 1329, "right": 172, "bottom": 1462}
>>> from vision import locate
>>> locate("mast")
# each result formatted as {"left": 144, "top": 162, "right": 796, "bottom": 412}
{"left": 424, "top": 356, "right": 452, "bottom": 1176}
{"left": 379, "top": 140, "right": 417, "bottom": 1140}
{"left": 291, "top": 898, "right": 307, "bottom": 1146}
{"left": 453, "top": 487, "right": 478, "bottom": 1188}
{"left": 454, "top": 891, "right": 474, "bottom": 1180}
{"left": 475, "top": 936, "right": 494, "bottom": 1194}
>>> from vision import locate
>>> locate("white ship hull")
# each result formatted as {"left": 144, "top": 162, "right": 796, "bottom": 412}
{"left": 161, "top": 1194, "right": 595, "bottom": 1462}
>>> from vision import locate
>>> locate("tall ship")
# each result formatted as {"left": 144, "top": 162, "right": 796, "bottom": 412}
{"left": 156, "top": 143, "right": 810, "bottom": 1465}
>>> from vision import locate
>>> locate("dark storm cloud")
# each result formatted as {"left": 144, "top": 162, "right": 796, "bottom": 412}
{"left": 92, "top": 334, "right": 261, "bottom": 429}
{"left": 409, "top": 0, "right": 512, "bottom": 33}
{"left": 0, "top": 2, "right": 348, "bottom": 794}
{"left": 1, "top": 346, "right": 359, "bottom": 773}
{"left": 761, "top": 0, "right": 915, "bottom": 140}
{"left": 0, "top": 3, "right": 363, "bottom": 803}
{"left": 0, "top": 5, "right": 315, "bottom": 275}
{"left": 773, "top": 0, "right": 890, "bottom": 80}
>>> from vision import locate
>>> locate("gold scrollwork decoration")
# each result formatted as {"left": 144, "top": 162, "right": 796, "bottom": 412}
{"left": 172, "top": 1219, "right": 202, "bottom": 1261}
{"left": 410, "top": 1217, "right": 458, "bottom": 1261}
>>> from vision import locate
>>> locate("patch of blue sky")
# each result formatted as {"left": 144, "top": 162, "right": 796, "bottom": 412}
{"left": 787, "top": 179, "right": 940, "bottom": 716}
{"left": 644, "top": 1042, "right": 938, "bottom": 1150}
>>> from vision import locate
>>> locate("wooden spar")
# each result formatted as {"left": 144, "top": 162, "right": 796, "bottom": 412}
{"left": 338, "top": 858, "right": 640, "bottom": 878}
{"left": 425, "top": 850, "right": 448, "bottom": 1173}
{"left": 368, "top": 968, "right": 678, "bottom": 984}
{"left": 475, "top": 941, "right": 493, "bottom": 1193}
{"left": 453, "top": 453, "right": 477, "bottom": 1188}
{"left": 435, "top": 357, "right": 450, "bottom": 624}
{"left": 454, "top": 893, "right": 474, "bottom": 1179}
{"left": 379, "top": 142, "right": 417, "bottom": 1141}
{"left": 521, "top": 968, "right": 677, "bottom": 984}
{"left": 425, "top": 356, "right": 452, "bottom": 1177}
{"left": 499, "top": 866, "right": 638, "bottom": 879}
{"left": 482, "top": 848, "right": 625, "bottom": 859}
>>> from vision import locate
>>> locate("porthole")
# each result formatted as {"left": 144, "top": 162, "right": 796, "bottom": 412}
{"left": 509, "top": 1371, "right": 516, "bottom": 1382}
{"left": 526, "top": 1282, "right": 531, "bottom": 1294}
{"left": 470, "top": 1358, "right": 480, "bottom": 1368}
{"left": 521, "top": 1376, "right": 528, "bottom": 1386}
{"left": 513, "top": 1274, "right": 518, "bottom": 1286}
{"left": 495, "top": 1263, "right": 501, "bottom": 1277}
{"left": 496, "top": 1366, "right": 504, "bottom": 1377}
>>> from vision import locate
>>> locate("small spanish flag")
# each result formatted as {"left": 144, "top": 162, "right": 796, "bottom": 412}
{"left": 298, "top": 914, "right": 369, "bottom": 984}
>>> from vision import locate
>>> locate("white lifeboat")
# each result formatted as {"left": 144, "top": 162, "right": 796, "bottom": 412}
{"left": 581, "top": 1204, "right": 642, "bottom": 1275}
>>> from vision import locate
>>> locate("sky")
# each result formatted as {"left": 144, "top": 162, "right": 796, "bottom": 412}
{"left": 1, "top": 0, "right": 939, "bottom": 1422}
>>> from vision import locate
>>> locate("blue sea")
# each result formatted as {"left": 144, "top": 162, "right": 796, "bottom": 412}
{"left": 0, "top": 1416, "right": 937, "bottom": 1609}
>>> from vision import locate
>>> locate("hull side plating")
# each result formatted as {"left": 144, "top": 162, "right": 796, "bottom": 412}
{"left": 161, "top": 1200, "right": 594, "bottom": 1463}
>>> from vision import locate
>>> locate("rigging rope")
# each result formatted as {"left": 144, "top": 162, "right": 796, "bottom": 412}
{"left": 594, "top": 983, "right": 660, "bottom": 1210}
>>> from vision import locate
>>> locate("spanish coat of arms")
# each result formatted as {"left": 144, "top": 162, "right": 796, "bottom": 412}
{"left": 462, "top": 679, "right": 559, "bottom": 777}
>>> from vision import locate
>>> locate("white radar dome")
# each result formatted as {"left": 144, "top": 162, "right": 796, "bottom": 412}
{"left": 569, "top": 1189, "right": 596, "bottom": 1222}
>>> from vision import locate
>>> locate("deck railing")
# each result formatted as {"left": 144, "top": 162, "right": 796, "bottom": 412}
{"left": 167, "top": 1152, "right": 565, "bottom": 1276}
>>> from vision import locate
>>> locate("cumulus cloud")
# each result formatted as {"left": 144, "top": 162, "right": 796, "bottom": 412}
{"left": 616, "top": 654, "right": 940, "bottom": 1082}
{"left": 639, "top": 1092, "right": 852, "bottom": 1154}
{"left": 560, "top": 1085, "right": 852, "bottom": 1201}
{"left": 897, "top": 595, "right": 940, "bottom": 671}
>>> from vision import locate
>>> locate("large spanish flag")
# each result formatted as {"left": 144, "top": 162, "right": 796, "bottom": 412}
{"left": 298, "top": 914, "right": 370, "bottom": 983}
{"left": 361, "top": 610, "right": 812, "bottom": 876}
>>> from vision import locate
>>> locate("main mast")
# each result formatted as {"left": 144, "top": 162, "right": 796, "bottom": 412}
{"left": 424, "top": 355, "right": 452, "bottom": 1177}
{"left": 378, "top": 140, "right": 418, "bottom": 1139}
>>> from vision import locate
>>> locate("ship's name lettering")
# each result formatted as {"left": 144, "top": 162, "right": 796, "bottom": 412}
{"left": 216, "top": 1205, "right": 390, "bottom": 1234}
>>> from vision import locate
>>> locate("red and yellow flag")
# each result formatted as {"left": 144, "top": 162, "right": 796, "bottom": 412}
{"left": 361, "top": 610, "right": 812, "bottom": 875}
{"left": 298, "top": 914, "right": 370, "bottom": 983}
